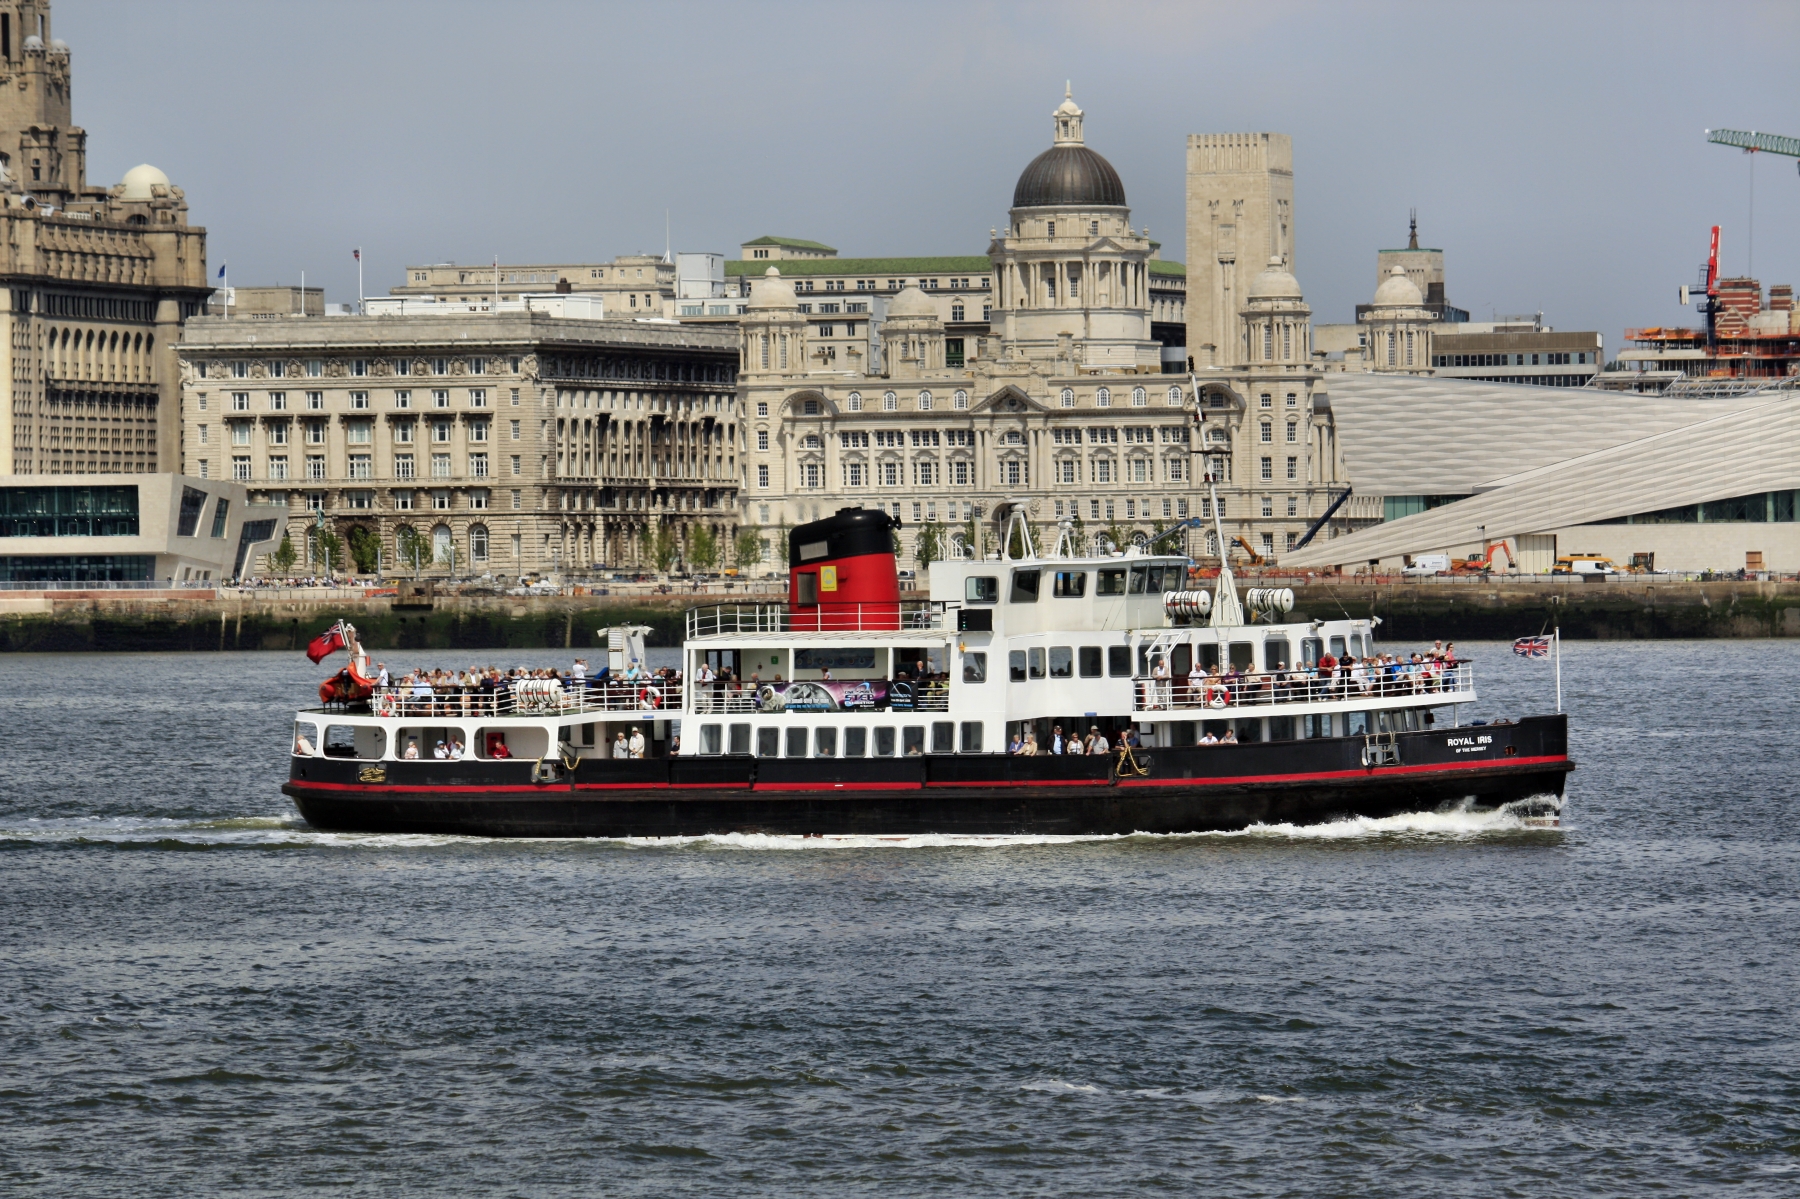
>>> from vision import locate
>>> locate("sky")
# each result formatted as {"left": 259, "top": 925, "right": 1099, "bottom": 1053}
{"left": 59, "top": 0, "right": 1800, "bottom": 350}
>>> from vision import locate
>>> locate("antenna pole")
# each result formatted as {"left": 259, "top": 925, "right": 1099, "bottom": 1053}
{"left": 1554, "top": 625, "right": 1562, "bottom": 713}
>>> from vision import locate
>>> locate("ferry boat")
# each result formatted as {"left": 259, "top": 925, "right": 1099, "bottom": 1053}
{"left": 284, "top": 499, "right": 1572, "bottom": 838}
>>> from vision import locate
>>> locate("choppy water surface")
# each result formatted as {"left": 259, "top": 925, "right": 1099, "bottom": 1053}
{"left": 2, "top": 641, "right": 1796, "bottom": 1196}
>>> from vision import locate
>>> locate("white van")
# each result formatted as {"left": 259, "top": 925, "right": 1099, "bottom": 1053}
{"left": 1402, "top": 554, "right": 1451, "bottom": 576}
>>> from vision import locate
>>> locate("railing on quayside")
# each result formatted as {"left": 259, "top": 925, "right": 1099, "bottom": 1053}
{"left": 685, "top": 602, "right": 943, "bottom": 638}
{"left": 325, "top": 679, "right": 686, "bottom": 719}
{"left": 1133, "top": 663, "right": 1474, "bottom": 714}
{"left": 688, "top": 685, "right": 952, "bottom": 715}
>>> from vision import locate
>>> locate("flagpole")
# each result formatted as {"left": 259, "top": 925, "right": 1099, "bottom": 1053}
{"left": 1554, "top": 625, "right": 1562, "bottom": 713}
{"left": 356, "top": 247, "right": 364, "bottom": 315}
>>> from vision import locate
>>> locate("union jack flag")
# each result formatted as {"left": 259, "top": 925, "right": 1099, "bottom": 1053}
{"left": 1512, "top": 636, "right": 1551, "bottom": 658}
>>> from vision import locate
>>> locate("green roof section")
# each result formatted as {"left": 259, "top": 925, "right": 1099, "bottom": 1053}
{"left": 725, "top": 255, "right": 992, "bottom": 277}
{"left": 1148, "top": 259, "right": 1186, "bottom": 278}
{"left": 741, "top": 235, "right": 838, "bottom": 253}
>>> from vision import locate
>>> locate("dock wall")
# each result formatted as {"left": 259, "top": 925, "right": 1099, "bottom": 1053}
{"left": 0, "top": 579, "right": 1797, "bottom": 653}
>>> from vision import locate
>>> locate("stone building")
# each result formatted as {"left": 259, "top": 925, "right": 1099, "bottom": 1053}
{"left": 176, "top": 313, "right": 741, "bottom": 576}
{"left": 739, "top": 91, "right": 1353, "bottom": 569}
{"left": 1185, "top": 133, "right": 1293, "bottom": 368}
{"left": 0, "top": 0, "right": 211, "bottom": 477}
{"left": 391, "top": 254, "right": 675, "bottom": 316}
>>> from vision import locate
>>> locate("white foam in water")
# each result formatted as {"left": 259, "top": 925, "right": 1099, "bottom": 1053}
{"left": 0, "top": 797, "right": 1561, "bottom": 850}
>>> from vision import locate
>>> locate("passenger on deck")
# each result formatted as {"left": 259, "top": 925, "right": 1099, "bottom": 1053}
{"left": 403, "top": 739, "right": 420, "bottom": 759}
{"left": 612, "top": 731, "right": 630, "bottom": 759}
{"left": 628, "top": 727, "right": 647, "bottom": 758}
{"left": 1050, "top": 724, "right": 1066, "bottom": 754}
{"left": 1008, "top": 731, "right": 1024, "bottom": 755}
{"left": 448, "top": 738, "right": 465, "bottom": 760}
{"left": 1199, "top": 730, "right": 1219, "bottom": 745}
{"left": 294, "top": 730, "right": 316, "bottom": 755}
{"left": 1021, "top": 730, "right": 1039, "bottom": 755}
{"left": 433, "top": 740, "right": 449, "bottom": 759}
{"left": 1187, "top": 662, "right": 1205, "bottom": 707}
{"left": 1065, "top": 735, "right": 1084, "bottom": 756}
{"left": 1220, "top": 729, "right": 1239, "bottom": 744}
{"left": 1151, "top": 656, "right": 1171, "bottom": 709}
{"left": 1087, "top": 727, "right": 1109, "bottom": 755}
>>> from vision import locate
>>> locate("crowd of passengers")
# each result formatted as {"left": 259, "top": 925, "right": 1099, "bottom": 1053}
{"left": 1142, "top": 642, "right": 1463, "bottom": 710}
{"left": 364, "top": 658, "right": 683, "bottom": 715}
{"left": 689, "top": 660, "right": 953, "bottom": 707}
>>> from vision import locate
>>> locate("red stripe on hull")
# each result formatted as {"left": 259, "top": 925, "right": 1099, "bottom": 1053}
{"left": 1116, "top": 754, "right": 1571, "bottom": 788}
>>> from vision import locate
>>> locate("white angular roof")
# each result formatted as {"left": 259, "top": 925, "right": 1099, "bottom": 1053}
{"left": 1287, "top": 387, "right": 1800, "bottom": 568}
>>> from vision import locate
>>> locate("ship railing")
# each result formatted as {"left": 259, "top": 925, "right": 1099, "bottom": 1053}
{"left": 1133, "top": 663, "right": 1474, "bottom": 713}
{"left": 685, "top": 602, "right": 942, "bottom": 638}
{"left": 366, "top": 679, "right": 683, "bottom": 719}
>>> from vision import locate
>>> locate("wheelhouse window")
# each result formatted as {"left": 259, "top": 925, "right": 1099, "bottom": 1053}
{"left": 1048, "top": 647, "right": 1073, "bottom": 678}
{"left": 966, "top": 575, "right": 999, "bottom": 603}
{"left": 1078, "top": 647, "right": 1103, "bottom": 678}
{"left": 1108, "top": 646, "right": 1132, "bottom": 677}
{"left": 962, "top": 652, "right": 987, "bottom": 683}
{"left": 1052, "top": 570, "right": 1087, "bottom": 598}
{"left": 1097, "top": 568, "right": 1126, "bottom": 596}
{"left": 1009, "top": 650, "right": 1027, "bottom": 682}
{"left": 1009, "top": 569, "right": 1040, "bottom": 604}
{"left": 1028, "top": 648, "right": 1046, "bottom": 679}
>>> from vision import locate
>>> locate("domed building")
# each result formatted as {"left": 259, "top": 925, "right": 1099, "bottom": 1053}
{"left": 1358, "top": 266, "right": 1437, "bottom": 374}
{"left": 988, "top": 86, "right": 1161, "bottom": 372}
{"left": 0, "top": 0, "right": 210, "bottom": 480}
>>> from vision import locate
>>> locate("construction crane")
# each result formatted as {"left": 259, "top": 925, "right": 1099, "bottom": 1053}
{"left": 1706, "top": 128, "right": 1799, "bottom": 280}
{"left": 1138, "top": 520, "right": 1263, "bottom": 566}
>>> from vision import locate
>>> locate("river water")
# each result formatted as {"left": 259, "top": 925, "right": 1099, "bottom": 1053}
{"left": 1, "top": 641, "right": 1795, "bottom": 1196}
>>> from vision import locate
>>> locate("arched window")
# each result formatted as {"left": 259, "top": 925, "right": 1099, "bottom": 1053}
{"left": 469, "top": 523, "right": 489, "bottom": 562}
{"left": 1167, "top": 385, "right": 1183, "bottom": 406}
{"left": 431, "top": 524, "right": 452, "bottom": 562}
{"left": 953, "top": 390, "right": 968, "bottom": 410}
{"left": 883, "top": 391, "right": 897, "bottom": 411}
{"left": 1095, "top": 387, "right": 1111, "bottom": 408}
{"left": 1060, "top": 388, "right": 1075, "bottom": 408}
{"left": 1387, "top": 333, "right": 1397, "bottom": 367}
{"left": 1263, "top": 324, "right": 1273, "bottom": 360}
{"left": 1131, "top": 386, "right": 1147, "bottom": 407}
{"left": 847, "top": 391, "right": 863, "bottom": 412}
{"left": 917, "top": 390, "right": 932, "bottom": 411}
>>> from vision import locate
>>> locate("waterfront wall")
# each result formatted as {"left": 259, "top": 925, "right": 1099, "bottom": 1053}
{"left": 1, "top": 579, "right": 1799, "bottom": 652}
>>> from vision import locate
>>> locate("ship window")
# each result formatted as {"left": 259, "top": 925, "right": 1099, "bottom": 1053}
{"left": 962, "top": 652, "right": 987, "bottom": 683}
{"left": 966, "top": 575, "right": 999, "bottom": 603}
{"left": 1096, "top": 569, "right": 1126, "bottom": 596}
{"left": 1269, "top": 715, "right": 1296, "bottom": 741}
{"left": 786, "top": 727, "right": 808, "bottom": 757}
{"left": 875, "top": 727, "right": 897, "bottom": 756}
{"left": 815, "top": 727, "right": 838, "bottom": 757}
{"left": 757, "top": 728, "right": 780, "bottom": 758}
{"left": 1127, "top": 566, "right": 1148, "bottom": 594}
{"left": 903, "top": 726, "right": 925, "bottom": 756}
{"left": 1052, "top": 570, "right": 1087, "bottom": 598}
{"left": 844, "top": 727, "right": 867, "bottom": 757}
{"left": 1171, "top": 721, "right": 1197, "bottom": 747}
{"left": 1028, "top": 647, "right": 1046, "bottom": 679}
{"left": 1009, "top": 650, "right": 1027, "bottom": 681}
{"left": 930, "top": 722, "right": 955, "bottom": 754}
{"left": 1264, "top": 638, "right": 1291, "bottom": 670}
{"left": 730, "top": 724, "right": 751, "bottom": 755}
{"left": 960, "top": 722, "right": 983, "bottom": 753}
{"left": 1345, "top": 711, "right": 1368, "bottom": 736}
{"left": 324, "top": 723, "right": 386, "bottom": 760}
{"left": 1198, "top": 643, "right": 1219, "bottom": 671}
{"left": 797, "top": 572, "right": 818, "bottom": 605}
{"left": 699, "top": 724, "right": 722, "bottom": 755}
{"left": 1048, "top": 646, "right": 1073, "bottom": 678}
{"left": 1329, "top": 636, "right": 1348, "bottom": 659}
{"left": 1229, "top": 642, "right": 1255, "bottom": 671}
{"left": 1302, "top": 637, "right": 1323, "bottom": 666}
{"left": 1107, "top": 646, "right": 1131, "bottom": 677}
{"left": 292, "top": 721, "right": 320, "bottom": 756}
{"left": 1078, "top": 647, "right": 1103, "bottom": 677}
{"left": 1305, "top": 713, "right": 1333, "bottom": 738}
{"left": 1235, "top": 718, "right": 1263, "bottom": 743}
{"left": 1009, "top": 569, "right": 1040, "bottom": 603}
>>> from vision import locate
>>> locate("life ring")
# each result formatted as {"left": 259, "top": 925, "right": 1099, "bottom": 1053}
{"left": 375, "top": 692, "right": 397, "bottom": 718}
{"left": 1204, "top": 684, "right": 1230, "bottom": 709}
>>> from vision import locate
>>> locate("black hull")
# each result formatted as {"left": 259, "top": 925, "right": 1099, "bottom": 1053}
{"left": 285, "top": 714, "right": 1571, "bottom": 838}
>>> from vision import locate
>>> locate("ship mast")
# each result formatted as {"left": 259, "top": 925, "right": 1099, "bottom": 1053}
{"left": 1192, "top": 374, "right": 1242, "bottom": 628}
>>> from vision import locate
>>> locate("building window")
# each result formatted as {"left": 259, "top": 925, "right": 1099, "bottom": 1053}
{"left": 1260, "top": 423, "right": 1272, "bottom": 443}
{"left": 1260, "top": 457, "right": 1273, "bottom": 481}
{"left": 883, "top": 392, "right": 897, "bottom": 411}
{"left": 1286, "top": 456, "right": 1297, "bottom": 480}
{"left": 433, "top": 420, "right": 452, "bottom": 443}
{"left": 394, "top": 454, "right": 415, "bottom": 479}
{"left": 231, "top": 361, "right": 249, "bottom": 379}
{"left": 802, "top": 462, "right": 821, "bottom": 489}
{"left": 1168, "top": 386, "right": 1183, "bottom": 406}
{"left": 268, "top": 456, "right": 288, "bottom": 480}
{"left": 470, "top": 419, "right": 489, "bottom": 443}
{"left": 509, "top": 420, "right": 521, "bottom": 440}
{"left": 433, "top": 491, "right": 451, "bottom": 511}
{"left": 349, "top": 454, "right": 372, "bottom": 480}
{"left": 432, "top": 453, "right": 451, "bottom": 478}
{"left": 1093, "top": 459, "right": 1112, "bottom": 484}
{"left": 346, "top": 420, "right": 371, "bottom": 445}
{"left": 918, "top": 391, "right": 932, "bottom": 411}
{"left": 470, "top": 454, "right": 489, "bottom": 478}
{"left": 230, "top": 392, "right": 249, "bottom": 411}
{"left": 306, "top": 456, "right": 326, "bottom": 481}
{"left": 394, "top": 358, "right": 412, "bottom": 377}
{"left": 756, "top": 430, "right": 769, "bottom": 452}
{"left": 757, "top": 464, "right": 769, "bottom": 488}
{"left": 954, "top": 390, "right": 968, "bottom": 410}
{"left": 1060, "top": 388, "right": 1075, "bottom": 408}
{"left": 349, "top": 391, "right": 369, "bottom": 410}
{"left": 1129, "top": 459, "right": 1149, "bottom": 484}
{"left": 269, "top": 392, "right": 287, "bottom": 411}
{"left": 232, "top": 456, "right": 251, "bottom": 481}
{"left": 393, "top": 422, "right": 413, "bottom": 445}
{"left": 470, "top": 524, "right": 489, "bottom": 562}
{"left": 351, "top": 360, "right": 368, "bottom": 377}
{"left": 346, "top": 490, "right": 372, "bottom": 510}
{"left": 306, "top": 392, "right": 324, "bottom": 410}
{"left": 1131, "top": 387, "right": 1147, "bottom": 407}
{"left": 469, "top": 490, "right": 489, "bottom": 510}
{"left": 432, "top": 358, "right": 449, "bottom": 376}
{"left": 230, "top": 423, "right": 251, "bottom": 446}
{"left": 843, "top": 462, "right": 865, "bottom": 487}
{"left": 511, "top": 490, "right": 522, "bottom": 510}
{"left": 756, "top": 401, "right": 768, "bottom": 417}
{"left": 847, "top": 391, "right": 863, "bottom": 412}
{"left": 1287, "top": 422, "right": 1297, "bottom": 443}
{"left": 1165, "top": 457, "right": 1185, "bottom": 481}
{"left": 469, "top": 389, "right": 487, "bottom": 408}
{"left": 510, "top": 455, "right": 520, "bottom": 476}
{"left": 1096, "top": 388, "right": 1111, "bottom": 408}
{"left": 433, "top": 390, "right": 450, "bottom": 408}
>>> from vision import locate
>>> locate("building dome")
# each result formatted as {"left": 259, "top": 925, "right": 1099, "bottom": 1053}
{"left": 120, "top": 163, "right": 170, "bottom": 201}
{"left": 22, "top": 34, "right": 42, "bottom": 52}
{"left": 1247, "top": 256, "right": 1302, "bottom": 301}
{"left": 886, "top": 285, "right": 938, "bottom": 319}
{"left": 1013, "top": 144, "right": 1126, "bottom": 209}
{"left": 48, "top": 38, "right": 68, "bottom": 54}
{"left": 1372, "top": 265, "right": 1423, "bottom": 308}
{"left": 746, "top": 265, "right": 797, "bottom": 310}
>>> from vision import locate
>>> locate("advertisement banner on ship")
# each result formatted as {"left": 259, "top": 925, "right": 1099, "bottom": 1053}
{"left": 755, "top": 679, "right": 897, "bottom": 712}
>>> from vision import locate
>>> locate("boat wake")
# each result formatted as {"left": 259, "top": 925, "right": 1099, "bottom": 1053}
{"left": 0, "top": 797, "right": 1562, "bottom": 851}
